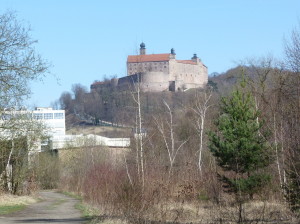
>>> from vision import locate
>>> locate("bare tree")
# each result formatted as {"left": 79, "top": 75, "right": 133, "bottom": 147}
{"left": 284, "top": 22, "right": 300, "bottom": 73}
{"left": 191, "top": 89, "right": 212, "bottom": 175}
{"left": 131, "top": 73, "right": 145, "bottom": 188}
{"left": 154, "top": 100, "right": 188, "bottom": 180}
{"left": 282, "top": 21, "right": 300, "bottom": 211}
{"left": 0, "top": 11, "right": 49, "bottom": 108}
{"left": 0, "top": 11, "right": 49, "bottom": 194}
{"left": 59, "top": 91, "right": 73, "bottom": 111}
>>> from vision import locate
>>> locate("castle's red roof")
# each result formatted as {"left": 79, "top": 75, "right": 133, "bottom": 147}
{"left": 127, "top": 54, "right": 170, "bottom": 63}
{"left": 176, "top": 60, "right": 197, "bottom": 65}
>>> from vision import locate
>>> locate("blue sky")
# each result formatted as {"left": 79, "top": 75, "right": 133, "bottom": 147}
{"left": 1, "top": 0, "right": 299, "bottom": 108}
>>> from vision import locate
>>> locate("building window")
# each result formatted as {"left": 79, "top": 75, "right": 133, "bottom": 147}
{"left": 54, "top": 113, "right": 64, "bottom": 119}
{"left": 44, "top": 113, "right": 53, "bottom": 119}
{"left": 34, "top": 113, "right": 43, "bottom": 120}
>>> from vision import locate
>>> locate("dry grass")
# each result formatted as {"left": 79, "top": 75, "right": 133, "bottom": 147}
{"left": 66, "top": 125, "right": 131, "bottom": 138}
{"left": 0, "top": 194, "right": 37, "bottom": 206}
{"left": 76, "top": 202, "right": 128, "bottom": 224}
{"left": 139, "top": 200, "right": 296, "bottom": 224}
{"left": 59, "top": 145, "right": 128, "bottom": 166}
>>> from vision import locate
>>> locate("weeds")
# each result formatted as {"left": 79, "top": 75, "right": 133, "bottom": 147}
{"left": 0, "top": 204, "right": 26, "bottom": 215}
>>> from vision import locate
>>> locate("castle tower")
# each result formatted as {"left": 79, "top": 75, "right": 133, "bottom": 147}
{"left": 140, "top": 42, "right": 146, "bottom": 55}
{"left": 191, "top": 53, "right": 199, "bottom": 63}
{"left": 170, "top": 48, "right": 176, "bottom": 59}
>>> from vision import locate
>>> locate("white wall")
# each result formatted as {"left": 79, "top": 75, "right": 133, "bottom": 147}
{"left": 52, "top": 134, "right": 130, "bottom": 149}
{"left": 33, "top": 107, "right": 66, "bottom": 137}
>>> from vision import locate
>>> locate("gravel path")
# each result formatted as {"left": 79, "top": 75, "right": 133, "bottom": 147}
{"left": 0, "top": 191, "right": 87, "bottom": 224}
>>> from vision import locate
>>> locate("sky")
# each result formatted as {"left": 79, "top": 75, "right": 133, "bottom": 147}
{"left": 0, "top": 0, "right": 299, "bottom": 108}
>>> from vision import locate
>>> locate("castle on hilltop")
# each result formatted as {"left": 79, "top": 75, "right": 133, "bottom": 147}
{"left": 91, "top": 43, "right": 208, "bottom": 92}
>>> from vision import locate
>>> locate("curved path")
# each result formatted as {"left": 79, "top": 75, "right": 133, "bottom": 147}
{"left": 0, "top": 191, "right": 86, "bottom": 224}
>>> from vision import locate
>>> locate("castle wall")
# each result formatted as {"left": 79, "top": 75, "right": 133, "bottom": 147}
{"left": 140, "top": 72, "right": 169, "bottom": 92}
{"left": 118, "top": 72, "right": 169, "bottom": 92}
{"left": 169, "top": 59, "right": 208, "bottom": 90}
{"left": 127, "top": 61, "right": 169, "bottom": 76}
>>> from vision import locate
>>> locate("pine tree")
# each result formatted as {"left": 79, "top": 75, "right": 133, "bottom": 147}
{"left": 209, "top": 84, "right": 273, "bottom": 199}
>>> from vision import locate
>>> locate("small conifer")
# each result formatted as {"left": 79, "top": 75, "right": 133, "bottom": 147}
{"left": 209, "top": 82, "right": 273, "bottom": 199}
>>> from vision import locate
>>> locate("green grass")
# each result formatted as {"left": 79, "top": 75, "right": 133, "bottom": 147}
{"left": 75, "top": 202, "right": 93, "bottom": 218}
{"left": 60, "top": 191, "right": 82, "bottom": 200}
{"left": 0, "top": 204, "right": 26, "bottom": 215}
{"left": 60, "top": 191, "right": 97, "bottom": 221}
{"left": 75, "top": 201, "right": 103, "bottom": 224}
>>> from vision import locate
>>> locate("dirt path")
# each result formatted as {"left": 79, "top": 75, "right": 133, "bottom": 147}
{"left": 0, "top": 191, "right": 87, "bottom": 224}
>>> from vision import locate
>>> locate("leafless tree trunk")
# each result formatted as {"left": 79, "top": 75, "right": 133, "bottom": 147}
{"left": 131, "top": 74, "right": 145, "bottom": 188}
{"left": 191, "top": 89, "right": 212, "bottom": 175}
{"left": 154, "top": 100, "right": 188, "bottom": 180}
{"left": 242, "top": 57, "right": 287, "bottom": 190}
{"left": 124, "top": 154, "right": 133, "bottom": 187}
{"left": 273, "top": 114, "right": 283, "bottom": 186}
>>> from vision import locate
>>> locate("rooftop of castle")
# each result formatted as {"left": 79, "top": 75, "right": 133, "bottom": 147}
{"left": 127, "top": 53, "right": 170, "bottom": 63}
{"left": 127, "top": 54, "right": 199, "bottom": 65}
{"left": 127, "top": 43, "right": 205, "bottom": 65}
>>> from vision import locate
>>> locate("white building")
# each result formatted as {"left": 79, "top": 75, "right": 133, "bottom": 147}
{"left": 33, "top": 107, "right": 65, "bottom": 137}
{"left": 1, "top": 107, "right": 130, "bottom": 151}
{"left": 0, "top": 107, "right": 66, "bottom": 152}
